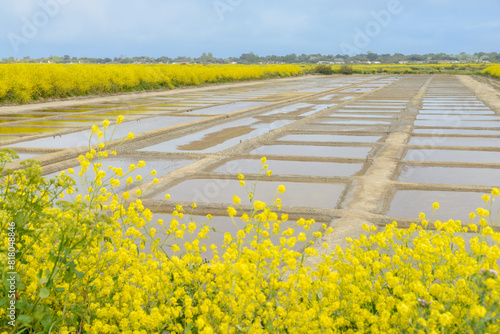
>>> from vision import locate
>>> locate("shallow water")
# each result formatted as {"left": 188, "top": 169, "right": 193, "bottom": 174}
{"left": 278, "top": 134, "right": 382, "bottom": 143}
{"left": 0, "top": 114, "right": 51, "bottom": 118}
{"left": 21, "top": 120, "right": 99, "bottom": 127}
{"left": 399, "top": 166, "right": 500, "bottom": 186}
{"left": 318, "top": 119, "right": 391, "bottom": 125}
{"left": 335, "top": 109, "right": 400, "bottom": 113}
{"left": 184, "top": 101, "right": 269, "bottom": 115}
{"left": 331, "top": 113, "right": 394, "bottom": 118}
{"left": 419, "top": 109, "right": 494, "bottom": 115}
{"left": 414, "top": 120, "right": 500, "bottom": 128}
{"left": 34, "top": 109, "right": 93, "bottom": 113}
{"left": 387, "top": 190, "right": 487, "bottom": 221}
{"left": 345, "top": 105, "right": 403, "bottom": 109}
{"left": 0, "top": 136, "right": 19, "bottom": 142}
{"left": 15, "top": 153, "right": 39, "bottom": 160}
{"left": 318, "top": 94, "right": 338, "bottom": 101}
{"left": 260, "top": 103, "right": 313, "bottom": 116}
{"left": 0, "top": 127, "right": 62, "bottom": 135}
{"left": 408, "top": 136, "right": 500, "bottom": 148}
{"left": 413, "top": 128, "right": 500, "bottom": 135}
{"left": 139, "top": 118, "right": 294, "bottom": 153}
{"left": 213, "top": 159, "right": 364, "bottom": 177}
{"left": 7, "top": 116, "right": 201, "bottom": 148}
{"left": 249, "top": 144, "right": 373, "bottom": 158}
{"left": 404, "top": 149, "right": 500, "bottom": 163}
{"left": 416, "top": 115, "right": 500, "bottom": 121}
{"left": 297, "top": 87, "right": 333, "bottom": 93}
{"left": 155, "top": 178, "right": 345, "bottom": 209}
{"left": 45, "top": 158, "right": 194, "bottom": 193}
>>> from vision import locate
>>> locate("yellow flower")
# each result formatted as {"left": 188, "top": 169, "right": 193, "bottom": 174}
{"left": 432, "top": 202, "right": 439, "bottom": 210}
{"left": 492, "top": 188, "right": 500, "bottom": 196}
{"left": 277, "top": 185, "right": 286, "bottom": 193}
{"left": 482, "top": 194, "right": 491, "bottom": 203}
{"left": 260, "top": 157, "right": 267, "bottom": 164}
{"left": 126, "top": 177, "right": 133, "bottom": 184}
{"left": 471, "top": 305, "right": 487, "bottom": 319}
{"left": 91, "top": 125, "right": 99, "bottom": 134}
{"left": 126, "top": 132, "right": 135, "bottom": 140}
{"left": 117, "top": 115, "right": 125, "bottom": 124}
{"left": 253, "top": 201, "right": 266, "bottom": 211}
{"left": 239, "top": 180, "right": 245, "bottom": 187}
{"left": 165, "top": 194, "right": 171, "bottom": 199}
{"left": 153, "top": 178, "right": 159, "bottom": 184}
{"left": 266, "top": 170, "right": 273, "bottom": 176}
{"left": 138, "top": 160, "right": 146, "bottom": 168}
{"left": 238, "top": 173, "right": 245, "bottom": 180}
{"left": 136, "top": 175, "right": 142, "bottom": 182}
{"left": 103, "top": 119, "right": 110, "bottom": 129}
{"left": 191, "top": 202, "right": 197, "bottom": 209}
{"left": 233, "top": 195, "right": 241, "bottom": 204}
{"left": 136, "top": 189, "right": 142, "bottom": 196}
{"left": 151, "top": 170, "right": 157, "bottom": 176}
{"left": 172, "top": 244, "right": 180, "bottom": 252}
{"left": 206, "top": 214, "right": 213, "bottom": 220}
{"left": 68, "top": 168, "right": 74, "bottom": 174}
{"left": 123, "top": 192, "right": 130, "bottom": 199}
{"left": 227, "top": 206, "right": 237, "bottom": 217}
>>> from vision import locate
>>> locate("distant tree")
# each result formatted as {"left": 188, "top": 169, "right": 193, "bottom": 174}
{"left": 366, "top": 51, "right": 378, "bottom": 62}
{"left": 283, "top": 53, "right": 297, "bottom": 63}
{"left": 408, "top": 54, "right": 425, "bottom": 61}
{"left": 240, "top": 52, "right": 260, "bottom": 64}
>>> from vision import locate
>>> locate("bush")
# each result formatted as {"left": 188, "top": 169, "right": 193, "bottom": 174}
{"left": 339, "top": 65, "right": 353, "bottom": 75}
{"left": 314, "top": 64, "right": 334, "bottom": 75}
{"left": 1, "top": 119, "right": 500, "bottom": 333}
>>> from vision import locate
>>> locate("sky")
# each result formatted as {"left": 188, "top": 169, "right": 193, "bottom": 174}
{"left": 0, "top": 0, "right": 499, "bottom": 59}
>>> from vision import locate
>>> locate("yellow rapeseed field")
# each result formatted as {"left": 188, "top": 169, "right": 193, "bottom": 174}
{"left": 0, "top": 64, "right": 303, "bottom": 104}
{"left": 483, "top": 65, "right": 500, "bottom": 79}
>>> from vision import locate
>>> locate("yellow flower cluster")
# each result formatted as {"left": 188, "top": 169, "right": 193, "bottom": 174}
{"left": 0, "top": 63, "right": 303, "bottom": 104}
{"left": 305, "top": 63, "right": 492, "bottom": 75}
{"left": 1, "top": 120, "right": 500, "bottom": 333}
{"left": 483, "top": 65, "right": 500, "bottom": 79}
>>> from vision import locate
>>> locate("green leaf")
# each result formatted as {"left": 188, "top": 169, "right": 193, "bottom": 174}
{"left": 33, "top": 310, "right": 45, "bottom": 321}
{"left": 14, "top": 212, "right": 25, "bottom": 227}
{"left": 41, "top": 315, "right": 53, "bottom": 330}
{"left": 73, "top": 269, "right": 85, "bottom": 279}
{"left": 39, "top": 287, "right": 50, "bottom": 299}
{"left": 18, "top": 314, "right": 33, "bottom": 325}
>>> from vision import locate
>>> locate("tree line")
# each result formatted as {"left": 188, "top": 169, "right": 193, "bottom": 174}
{"left": 3, "top": 51, "right": 499, "bottom": 64}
